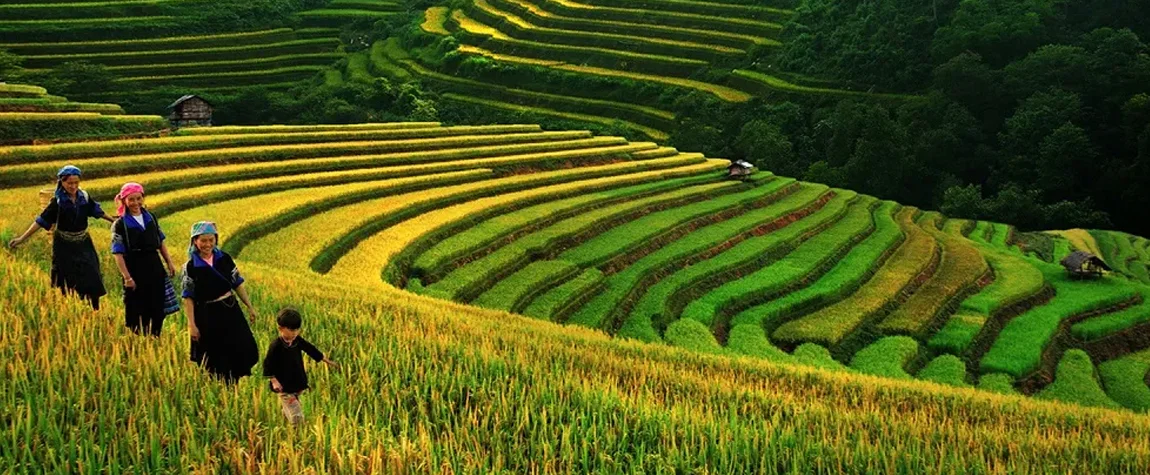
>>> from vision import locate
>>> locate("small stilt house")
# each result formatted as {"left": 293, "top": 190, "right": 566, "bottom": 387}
{"left": 167, "top": 95, "right": 212, "bottom": 128}
{"left": 727, "top": 160, "right": 754, "bottom": 180}
{"left": 1060, "top": 251, "right": 1112, "bottom": 279}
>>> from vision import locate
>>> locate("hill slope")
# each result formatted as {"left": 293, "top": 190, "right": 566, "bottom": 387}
{"left": 2, "top": 173, "right": 1150, "bottom": 469}
{"left": 2, "top": 115, "right": 1150, "bottom": 415}
{"left": 2, "top": 173, "right": 1149, "bottom": 471}
{"left": 0, "top": 63, "right": 1148, "bottom": 470}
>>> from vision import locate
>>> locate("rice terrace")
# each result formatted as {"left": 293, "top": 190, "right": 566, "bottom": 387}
{"left": 1, "top": 0, "right": 1150, "bottom": 473}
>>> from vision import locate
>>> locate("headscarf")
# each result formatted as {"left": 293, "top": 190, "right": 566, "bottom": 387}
{"left": 114, "top": 182, "right": 145, "bottom": 217}
{"left": 188, "top": 221, "right": 219, "bottom": 260}
{"left": 54, "top": 165, "right": 83, "bottom": 205}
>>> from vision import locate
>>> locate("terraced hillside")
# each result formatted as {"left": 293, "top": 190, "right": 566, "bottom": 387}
{"left": 1087, "top": 229, "right": 1150, "bottom": 286}
{"left": 2, "top": 121, "right": 1148, "bottom": 414}
{"left": 0, "top": 0, "right": 917, "bottom": 133}
{"left": 0, "top": 1, "right": 345, "bottom": 92}
{"left": 353, "top": 0, "right": 916, "bottom": 141}
{"left": 0, "top": 82, "right": 165, "bottom": 143}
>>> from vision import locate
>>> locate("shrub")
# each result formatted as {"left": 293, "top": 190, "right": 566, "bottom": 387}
{"left": 917, "top": 355, "right": 970, "bottom": 387}
{"left": 849, "top": 336, "right": 918, "bottom": 380}
{"left": 1035, "top": 350, "right": 1121, "bottom": 410}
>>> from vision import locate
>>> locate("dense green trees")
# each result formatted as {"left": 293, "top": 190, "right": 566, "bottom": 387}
{"left": 207, "top": 78, "right": 441, "bottom": 125}
{"left": 173, "top": 0, "right": 332, "bottom": 34}
{"left": 19, "top": 62, "right": 120, "bottom": 98}
{"left": 726, "top": 2, "right": 1150, "bottom": 236}
{"left": 778, "top": 0, "right": 951, "bottom": 91}
{"left": 932, "top": 0, "right": 1061, "bottom": 67}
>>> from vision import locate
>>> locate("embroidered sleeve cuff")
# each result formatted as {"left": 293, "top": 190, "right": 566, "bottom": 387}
{"left": 230, "top": 265, "right": 245, "bottom": 289}
{"left": 110, "top": 242, "right": 126, "bottom": 254}
{"left": 35, "top": 216, "right": 51, "bottom": 229}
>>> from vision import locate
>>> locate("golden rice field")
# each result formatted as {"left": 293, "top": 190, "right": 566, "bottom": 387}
{"left": 420, "top": 6, "right": 451, "bottom": 36}
{"left": 2, "top": 120, "right": 1150, "bottom": 472}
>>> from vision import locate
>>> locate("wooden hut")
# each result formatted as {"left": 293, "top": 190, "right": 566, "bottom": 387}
{"left": 167, "top": 95, "right": 212, "bottom": 128}
{"left": 1060, "top": 251, "right": 1112, "bottom": 279}
{"left": 727, "top": 160, "right": 754, "bottom": 180}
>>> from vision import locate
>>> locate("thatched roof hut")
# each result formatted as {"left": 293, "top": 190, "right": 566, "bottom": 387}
{"left": 1060, "top": 251, "right": 1111, "bottom": 278}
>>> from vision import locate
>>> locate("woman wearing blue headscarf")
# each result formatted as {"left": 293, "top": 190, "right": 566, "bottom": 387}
{"left": 8, "top": 165, "right": 115, "bottom": 309}
{"left": 182, "top": 221, "right": 259, "bottom": 383}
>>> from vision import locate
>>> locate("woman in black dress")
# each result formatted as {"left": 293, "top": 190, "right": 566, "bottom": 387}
{"left": 110, "top": 182, "right": 177, "bottom": 336}
{"left": 182, "top": 221, "right": 260, "bottom": 383}
{"left": 8, "top": 165, "right": 113, "bottom": 309}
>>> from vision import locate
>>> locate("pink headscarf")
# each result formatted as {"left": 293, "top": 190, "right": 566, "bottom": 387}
{"left": 114, "top": 182, "right": 144, "bottom": 217}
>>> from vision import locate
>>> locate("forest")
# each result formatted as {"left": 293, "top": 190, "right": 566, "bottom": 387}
{"left": 767, "top": 0, "right": 1150, "bottom": 236}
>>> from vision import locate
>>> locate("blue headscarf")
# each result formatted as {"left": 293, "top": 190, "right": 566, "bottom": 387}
{"left": 54, "top": 165, "right": 83, "bottom": 205}
{"left": 188, "top": 221, "right": 219, "bottom": 260}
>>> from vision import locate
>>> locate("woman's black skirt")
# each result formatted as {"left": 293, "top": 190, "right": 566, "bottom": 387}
{"left": 123, "top": 250, "right": 168, "bottom": 335}
{"left": 51, "top": 231, "right": 107, "bottom": 306}
{"left": 189, "top": 295, "right": 259, "bottom": 381}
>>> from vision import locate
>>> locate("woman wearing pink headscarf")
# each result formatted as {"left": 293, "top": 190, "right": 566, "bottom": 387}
{"left": 110, "top": 182, "right": 176, "bottom": 336}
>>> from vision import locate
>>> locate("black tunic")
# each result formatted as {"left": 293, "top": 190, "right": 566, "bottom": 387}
{"left": 181, "top": 249, "right": 245, "bottom": 304}
{"left": 111, "top": 210, "right": 168, "bottom": 335}
{"left": 36, "top": 194, "right": 107, "bottom": 306}
{"left": 262, "top": 336, "right": 325, "bottom": 394}
{"left": 182, "top": 249, "right": 259, "bottom": 381}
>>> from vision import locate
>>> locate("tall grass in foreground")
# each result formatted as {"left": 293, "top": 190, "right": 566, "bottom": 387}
{"left": 2, "top": 250, "right": 1150, "bottom": 473}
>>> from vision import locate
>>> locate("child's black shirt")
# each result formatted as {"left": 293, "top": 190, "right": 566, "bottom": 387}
{"left": 262, "top": 336, "right": 324, "bottom": 394}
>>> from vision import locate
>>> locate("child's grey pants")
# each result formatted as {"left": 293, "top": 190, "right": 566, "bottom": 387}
{"left": 279, "top": 393, "right": 304, "bottom": 424}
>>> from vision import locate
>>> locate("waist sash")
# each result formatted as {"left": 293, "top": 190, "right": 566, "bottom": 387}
{"left": 55, "top": 229, "right": 89, "bottom": 242}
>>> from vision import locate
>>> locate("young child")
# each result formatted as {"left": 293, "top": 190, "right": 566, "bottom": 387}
{"left": 262, "top": 308, "right": 338, "bottom": 424}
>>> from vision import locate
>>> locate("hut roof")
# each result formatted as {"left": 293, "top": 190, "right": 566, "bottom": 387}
{"left": 167, "top": 94, "right": 211, "bottom": 109}
{"left": 729, "top": 160, "right": 754, "bottom": 169}
{"left": 1060, "top": 250, "right": 1112, "bottom": 271}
